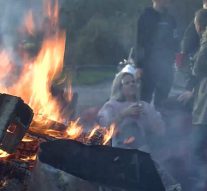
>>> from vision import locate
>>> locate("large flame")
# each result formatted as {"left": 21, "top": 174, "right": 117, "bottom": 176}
{"left": 0, "top": 0, "right": 66, "bottom": 124}
{"left": 0, "top": 0, "right": 115, "bottom": 159}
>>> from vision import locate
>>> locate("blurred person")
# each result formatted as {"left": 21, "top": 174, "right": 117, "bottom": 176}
{"left": 97, "top": 71, "right": 182, "bottom": 191}
{"left": 178, "top": 8, "right": 207, "bottom": 106}
{"left": 191, "top": 9, "right": 207, "bottom": 191}
{"left": 136, "top": 0, "right": 178, "bottom": 109}
{"left": 180, "top": 0, "right": 207, "bottom": 59}
{"left": 177, "top": 0, "right": 207, "bottom": 107}
{"left": 178, "top": 8, "right": 207, "bottom": 191}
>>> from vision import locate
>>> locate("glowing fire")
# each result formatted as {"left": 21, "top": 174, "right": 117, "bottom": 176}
{"left": 65, "top": 119, "right": 83, "bottom": 139}
{"left": 0, "top": 0, "right": 115, "bottom": 157}
{"left": 0, "top": 0, "right": 66, "bottom": 124}
{"left": 87, "top": 124, "right": 115, "bottom": 145}
{"left": 20, "top": 154, "right": 37, "bottom": 162}
{"left": 103, "top": 124, "right": 115, "bottom": 145}
{"left": 0, "top": 150, "right": 10, "bottom": 158}
{"left": 22, "top": 136, "right": 35, "bottom": 142}
{"left": 23, "top": 10, "right": 35, "bottom": 35}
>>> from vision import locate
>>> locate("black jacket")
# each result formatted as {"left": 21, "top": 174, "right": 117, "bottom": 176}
{"left": 181, "top": 21, "right": 200, "bottom": 56}
{"left": 136, "top": 7, "right": 178, "bottom": 69}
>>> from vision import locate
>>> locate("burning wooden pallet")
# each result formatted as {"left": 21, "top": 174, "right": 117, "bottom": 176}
{"left": 0, "top": 94, "right": 36, "bottom": 190}
{"left": 0, "top": 93, "right": 114, "bottom": 190}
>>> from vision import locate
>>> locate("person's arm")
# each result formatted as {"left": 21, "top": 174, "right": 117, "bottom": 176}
{"left": 98, "top": 102, "right": 143, "bottom": 127}
{"left": 185, "top": 74, "right": 198, "bottom": 91}
{"left": 193, "top": 45, "right": 207, "bottom": 77}
{"left": 181, "top": 21, "right": 200, "bottom": 55}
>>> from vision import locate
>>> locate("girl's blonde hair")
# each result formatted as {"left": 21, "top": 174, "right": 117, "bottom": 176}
{"left": 110, "top": 72, "right": 137, "bottom": 101}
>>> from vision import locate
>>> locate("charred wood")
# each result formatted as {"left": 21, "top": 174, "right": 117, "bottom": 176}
{"left": 0, "top": 94, "right": 33, "bottom": 153}
{"left": 39, "top": 139, "right": 165, "bottom": 191}
{"left": 0, "top": 160, "right": 31, "bottom": 191}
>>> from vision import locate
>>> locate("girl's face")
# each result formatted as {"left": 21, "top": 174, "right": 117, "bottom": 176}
{"left": 121, "top": 74, "right": 137, "bottom": 101}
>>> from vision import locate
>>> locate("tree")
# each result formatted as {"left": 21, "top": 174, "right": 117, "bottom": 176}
{"left": 60, "top": 0, "right": 201, "bottom": 67}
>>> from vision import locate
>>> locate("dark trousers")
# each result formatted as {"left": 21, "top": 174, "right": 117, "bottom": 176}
{"left": 141, "top": 68, "right": 173, "bottom": 108}
{"left": 191, "top": 125, "right": 207, "bottom": 191}
{"left": 192, "top": 125, "right": 207, "bottom": 162}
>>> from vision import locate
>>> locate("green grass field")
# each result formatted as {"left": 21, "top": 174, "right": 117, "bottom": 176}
{"left": 55, "top": 66, "right": 116, "bottom": 86}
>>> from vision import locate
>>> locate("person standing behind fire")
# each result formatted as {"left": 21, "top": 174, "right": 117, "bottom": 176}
{"left": 136, "top": 0, "right": 178, "bottom": 109}
{"left": 177, "top": 0, "right": 207, "bottom": 103}
{"left": 181, "top": 0, "right": 207, "bottom": 58}
{"left": 179, "top": 9, "right": 207, "bottom": 190}
{"left": 191, "top": 9, "right": 207, "bottom": 191}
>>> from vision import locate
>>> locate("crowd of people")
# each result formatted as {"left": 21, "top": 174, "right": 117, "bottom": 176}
{"left": 96, "top": 0, "right": 207, "bottom": 190}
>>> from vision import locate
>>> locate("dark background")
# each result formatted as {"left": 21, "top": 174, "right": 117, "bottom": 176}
{"left": 59, "top": 0, "right": 202, "bottom": 68}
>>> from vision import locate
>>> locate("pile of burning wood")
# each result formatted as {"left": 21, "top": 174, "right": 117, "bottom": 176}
{"left": 0, "top": 93, "right": 116, "bottom": 190}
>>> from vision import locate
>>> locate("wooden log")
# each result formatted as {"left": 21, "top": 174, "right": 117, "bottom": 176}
{"left": 0, "top": 94, "right": 33, "bottom": 153}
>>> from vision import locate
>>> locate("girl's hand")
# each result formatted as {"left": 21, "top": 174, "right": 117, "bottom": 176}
{"left": 121, "top": 103, "right": 144, "bottom": 117}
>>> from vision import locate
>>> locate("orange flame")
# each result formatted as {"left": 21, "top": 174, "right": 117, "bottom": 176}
{"left": 0, "top": 0, "right": 116, "bottom": 148}
{"left": 0, "top": 150, "right": 10, "bottom": 158}
{"left": 87, "top": 126, "right": 100, "bottom": 139}
{"left": 103, "top": 124, "right": 115, "bottom": 145}
{"left": 65, "top": 119, "right": 83, "bottom": 139}
{"left": 123, "top": 136, "right": 136, "bottom": 145}
{"left": 23, "top": 10, "right": 35, "bottom": 35}
{"left": 44, "top": 0, "right": 59, "bottom": 26}
{"left": 0, "top": 6, "right": 66, "bottom": 123}
{"left": 87, "top": 124, "right": 115, "bottom": 145}
{"left": 20, "top": 154, "right": 37, "bottom": 162}
{"left": 22, "top": 136, "right": 35, "bottom": 142}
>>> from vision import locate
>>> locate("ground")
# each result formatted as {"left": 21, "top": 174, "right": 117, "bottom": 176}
{"left": 73, "top": 79, "right": 112, "bottom": 115}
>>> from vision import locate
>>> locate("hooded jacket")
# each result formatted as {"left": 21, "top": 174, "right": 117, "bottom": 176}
{"left": 136, "top": 7, "right": 178, "bottom": 70}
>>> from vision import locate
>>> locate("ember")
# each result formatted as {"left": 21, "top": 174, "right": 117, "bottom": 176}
{"left": 0, "top": 134, "right": 40, "bottom": 190}
{"left": 0, "top": 150, "right": 10, "bottom": 159}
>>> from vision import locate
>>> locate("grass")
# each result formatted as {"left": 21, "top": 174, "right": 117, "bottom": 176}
{"left": 73, "top": 69, "right": 115, "bottom": 85}
{"left": 53, "top": 66, "right": 116, "bottom": 86}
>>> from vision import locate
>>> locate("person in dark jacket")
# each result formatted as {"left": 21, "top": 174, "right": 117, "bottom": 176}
{"left": 178, "top": 0, "right": 207, "bottom": 104}
{"left": 136, "top": 0, "right": 178, "bottom": 109}
{"left": 178, "top": 2, "right": 207, "bottom": 104}
{"left": 179, "top": 9, "right": 207, "bottom": 191}
{"left": 181, "top": 0, "right": 207, "bottom": 57}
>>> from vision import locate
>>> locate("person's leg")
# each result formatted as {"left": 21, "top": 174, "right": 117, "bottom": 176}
{"left": 141, "top": 72, "right": 156, "bottom": 103}
{"left": 154, "top": 68, "right": 173, "bottom": 109}
{"left": 191, "top": 125, "right": 207, "bottom": 190}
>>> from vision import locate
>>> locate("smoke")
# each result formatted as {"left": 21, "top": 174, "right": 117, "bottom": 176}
{"left": 28, "top": 161, "right": 98, "bottom": 191}
{"left": 0, "top": 1, "right": 27, "bottom": 67}
{"left": 0, "top": 0, "right": 64, "bottom": 86}
{"left": 0, "top": 0, "right": 62, "bottom": 61}
{"left": 156, "top": 101, "right": 207, "bottom": 190}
